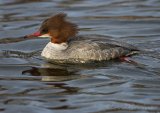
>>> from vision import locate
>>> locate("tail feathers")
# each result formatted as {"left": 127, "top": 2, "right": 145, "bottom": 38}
{"left": 126, "top": 50, "right": 140, "bottom": 56}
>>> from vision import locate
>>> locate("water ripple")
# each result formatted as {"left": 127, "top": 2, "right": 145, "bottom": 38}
{"left": 0, "top": 0, "right": 160, "bottom": 113}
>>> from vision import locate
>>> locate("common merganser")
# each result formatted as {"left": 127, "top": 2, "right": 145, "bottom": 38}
{"left": 25, "top": 13, "right": 139, "bottom": 63}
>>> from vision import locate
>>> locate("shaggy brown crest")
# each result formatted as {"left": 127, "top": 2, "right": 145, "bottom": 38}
{"left": 39, "top": 13, "right": 78, "bottom": 43}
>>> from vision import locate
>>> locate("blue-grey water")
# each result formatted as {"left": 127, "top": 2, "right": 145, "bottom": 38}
{"left": 0, "top": 0, "right": 160, "bottom": 113}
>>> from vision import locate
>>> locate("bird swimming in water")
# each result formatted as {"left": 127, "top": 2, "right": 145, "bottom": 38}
{"left": 25, "top": 13, "right": 139, "bottom": 63}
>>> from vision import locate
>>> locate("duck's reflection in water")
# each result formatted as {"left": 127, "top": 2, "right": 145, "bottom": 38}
{"left": 21, "top": 63, "right": 82, "bottom": 97}
{"left": 22, "top": 63, "right": 81, "bottom": 82}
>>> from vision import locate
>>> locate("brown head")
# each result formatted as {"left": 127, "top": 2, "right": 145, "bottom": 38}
{"left": 25, "top": 13, "right": 78, "bottom": 44}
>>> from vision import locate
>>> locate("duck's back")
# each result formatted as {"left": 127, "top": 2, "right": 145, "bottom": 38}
{"left": 66, "top": 35, "right": 138, "bottom": 62}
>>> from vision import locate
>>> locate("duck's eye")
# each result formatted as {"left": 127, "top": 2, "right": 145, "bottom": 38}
{"left": 40, "top": 28, "right": 48, "bottom": 34}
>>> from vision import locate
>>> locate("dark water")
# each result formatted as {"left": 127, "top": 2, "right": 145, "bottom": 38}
{"left": 0, "top": 0, "right": 160, "bottom": 113}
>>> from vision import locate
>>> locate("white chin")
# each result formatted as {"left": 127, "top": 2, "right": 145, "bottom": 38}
{"left": 39, "top": 34, "right": 51, "bottom": 38}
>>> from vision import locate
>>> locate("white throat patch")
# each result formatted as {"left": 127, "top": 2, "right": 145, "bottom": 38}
{"left": 39, "top": 34, "right": 51, "bottom": 38}
{"left": 47, "top": 42, "right": 68, "bottom": 50}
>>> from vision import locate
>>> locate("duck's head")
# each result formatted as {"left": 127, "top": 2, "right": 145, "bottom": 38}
{"left": 25, "top": 13, "right": 78, "bottom": 44}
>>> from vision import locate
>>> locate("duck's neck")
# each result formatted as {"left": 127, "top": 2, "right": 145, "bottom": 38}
{"left": 48, "top": 42, "right": 68, "bottom": 51}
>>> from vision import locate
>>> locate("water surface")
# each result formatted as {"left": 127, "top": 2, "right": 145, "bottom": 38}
{"left": 0, "top": 0, "right": 160, "bottom": 113}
